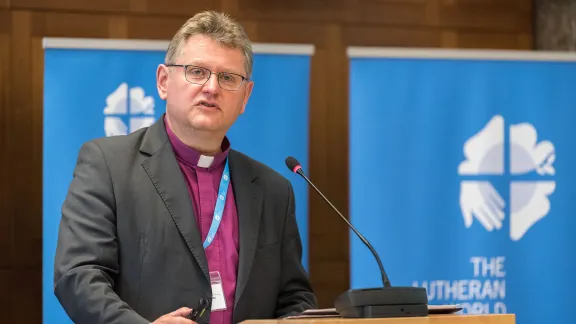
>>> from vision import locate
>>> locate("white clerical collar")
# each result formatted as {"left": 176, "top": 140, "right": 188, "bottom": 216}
{"left": 197, "top": 155, "right": 215, "bottom": 168}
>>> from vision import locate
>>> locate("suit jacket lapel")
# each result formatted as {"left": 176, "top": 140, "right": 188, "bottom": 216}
{"left": 139, "top": 117, "right": 210, "bottom": 281}
{"left": 229, "top": 150, "right": 263, "bottom": 308}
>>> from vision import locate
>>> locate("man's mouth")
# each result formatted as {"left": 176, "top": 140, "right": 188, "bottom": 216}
{"left": 199, "top": 101, "right": 218, "bottom": 108}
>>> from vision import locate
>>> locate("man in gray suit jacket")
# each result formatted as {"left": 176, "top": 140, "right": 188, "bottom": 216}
{"left": 53, "top": 10, "right": 317, "bottom": 324}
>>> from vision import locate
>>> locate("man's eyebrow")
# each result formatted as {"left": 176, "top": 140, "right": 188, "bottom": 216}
{"left": 187, "top": 62, "right": 243, "bottom": 75}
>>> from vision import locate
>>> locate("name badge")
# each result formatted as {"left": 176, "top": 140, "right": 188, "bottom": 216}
{"left": 210, "top": 271, "right": 227, "bottom": 311}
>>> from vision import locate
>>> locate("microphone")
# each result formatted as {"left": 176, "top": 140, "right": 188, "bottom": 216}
{"left": 285, "top": 156, "right": 428, "bottom": 318}
{"left": 285, "top": 156, "right": 391, "bottom": 288}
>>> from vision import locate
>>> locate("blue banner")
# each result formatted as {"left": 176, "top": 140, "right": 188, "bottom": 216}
{"left": 43, "top": 38, "right": 313, "bottom": 323}
{"left": 348, "top": 48, "right": 576, "bottom": 324}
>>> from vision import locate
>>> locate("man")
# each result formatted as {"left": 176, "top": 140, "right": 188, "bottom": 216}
{"left": 53, "top": 10, "right": 317, "bottom": 324}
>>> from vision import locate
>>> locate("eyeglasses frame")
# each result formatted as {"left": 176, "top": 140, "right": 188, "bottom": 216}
{"left": 165, "top": 64, "right": 249, "bottom": 91}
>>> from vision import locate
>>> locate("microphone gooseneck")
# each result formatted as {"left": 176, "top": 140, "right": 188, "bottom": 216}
{"left": 284, "top": 155, "right": 429, "bottom": 319}
{"left": 285, "top": 156, "right": 391, "bottom": 288}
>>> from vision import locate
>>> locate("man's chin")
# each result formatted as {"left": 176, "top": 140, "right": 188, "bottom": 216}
{"left": 188, "top": 120, "right": 220, "bottom": 133}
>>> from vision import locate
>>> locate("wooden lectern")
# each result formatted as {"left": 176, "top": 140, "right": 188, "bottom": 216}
{"left": 240, "top": 314, "right": 515, "bottom": 324}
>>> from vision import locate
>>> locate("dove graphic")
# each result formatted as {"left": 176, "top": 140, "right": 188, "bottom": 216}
{"left": 458, "top": 115, "right": 556, "bottom": 240}
{"left": 103, "top": 82, "right": 156, "bottom": 137}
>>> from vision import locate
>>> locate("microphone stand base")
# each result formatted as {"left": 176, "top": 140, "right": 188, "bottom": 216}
{"left": 334, "top": 287, "right": 429, "bottom": 318}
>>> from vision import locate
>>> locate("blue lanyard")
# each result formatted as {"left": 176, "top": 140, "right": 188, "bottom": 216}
{"left": 203, "top": 158, "right": 230, "bottom": 249}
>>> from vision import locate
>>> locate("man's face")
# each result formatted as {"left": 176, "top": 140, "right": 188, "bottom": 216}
{"left": 157, "top": 34, "right": 253, "bottom": 134}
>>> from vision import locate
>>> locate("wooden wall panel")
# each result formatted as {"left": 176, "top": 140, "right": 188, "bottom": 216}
{"left": 0, "top": 268, "right": 42, "bottom": 322}
{"left": 220, "top": 0, "right": 240, "bottom": 17}
{"left": 128, "top": 16, "right": 188, "bottom": 39}
{"left": 144, "top": 0, "right": 217, "bottom": 17}
{"left": 108, "top": 15, "right": 129, "bottom": 39}
{"left": 238, "top": 0, "right": 350, "bottom": 23}
{"left": 11, "top": 0, "right": 131, "bottom": 13}
{"left": 439, "top": 0, "right": 532, "bottom": 31}
{"left": 347, "top": 0, "right": 433, "bottom": 26}
{"left": 0, "top": 270, "right": 13, "bottom": 321}
{"left": 0, "top": 11, "right": 11, "bottom": 269}
{"left": 446, "top": 30, "right": 532, "bottom": 49}
{"left": 31, "top": 38, "right": 43, "bottom": 246}
{"left": 307, "top": 23, "right": 351, "bottom": 306}
{"left": 0, "top": 270, "right": 8, "bottom": 317}
{"left": 344, "top": 26, "right": 441, "bottom": 47}
{"left": 129, "top": 0, "right": 147, "bottom": 13}
{"left": 10, "top": 10, "right": 42, "bottom": 268}
{"left": 32, "top": 12, "right": 111, "bottom": 38}
{"left": 0, "top": 0, "right": 534, "bottom": 318}
{"left": 253, "top": 21, "right": 329, "bottom": 47}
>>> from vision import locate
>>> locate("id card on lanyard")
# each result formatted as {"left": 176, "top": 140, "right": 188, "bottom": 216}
{"left": 204, "top": 158, "right": 230, "bottom": 311}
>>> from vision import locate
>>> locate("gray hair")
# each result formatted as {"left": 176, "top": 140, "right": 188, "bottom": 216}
{"left": 165, "top": 11, "right": 253, "bottom": 78}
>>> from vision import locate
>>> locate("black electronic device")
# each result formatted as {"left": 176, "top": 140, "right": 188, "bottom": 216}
{"left": 187, "top": 297, "right": 211, "bottom": 321}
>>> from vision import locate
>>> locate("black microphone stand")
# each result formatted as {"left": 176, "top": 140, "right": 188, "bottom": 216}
{"left": 288, "top": 158, "right": 429, "bottom": 318}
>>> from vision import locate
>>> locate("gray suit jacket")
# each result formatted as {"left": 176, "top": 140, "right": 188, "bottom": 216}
{"left": 54, "top": 117, "right": 317, "bottom": 324}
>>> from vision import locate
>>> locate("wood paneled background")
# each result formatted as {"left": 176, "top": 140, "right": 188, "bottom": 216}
{"left": 0, "top": 0, "right": 533, "bottom": 322}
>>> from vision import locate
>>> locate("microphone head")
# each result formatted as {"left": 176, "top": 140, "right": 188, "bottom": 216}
{"left": 285, "top": 156, "right": 302, "bottom": 173}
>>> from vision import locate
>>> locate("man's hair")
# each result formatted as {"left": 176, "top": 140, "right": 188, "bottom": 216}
{"left": 165, "top": 11, "right": 253, "bottom": 78}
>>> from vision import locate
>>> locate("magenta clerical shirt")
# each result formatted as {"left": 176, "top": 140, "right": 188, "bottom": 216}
{"left": 165, "top": 120, "right": 239, "bottom": 324}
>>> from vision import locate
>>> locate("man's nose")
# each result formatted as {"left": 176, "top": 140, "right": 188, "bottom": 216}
{"left": 202, "top": 73, "right": 220, "bottom": 94}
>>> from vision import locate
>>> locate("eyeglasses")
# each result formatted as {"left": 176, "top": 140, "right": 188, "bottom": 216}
{"left": 166, "top": 64, "right": 248, "bottom": 91}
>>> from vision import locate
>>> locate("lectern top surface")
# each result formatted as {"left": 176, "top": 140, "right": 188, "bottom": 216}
{"left": 239, "top": 314, "right": 516, "bottom": 324}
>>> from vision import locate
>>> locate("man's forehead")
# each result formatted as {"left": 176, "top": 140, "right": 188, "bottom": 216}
{"left": 182, "top": 36, "right": 241, "bottom": 54}
{"left": 178, "top": 45, "right": 245, "bottom": 73}
{"left": 181, "top": 40, "right": 243, "bottom": 58}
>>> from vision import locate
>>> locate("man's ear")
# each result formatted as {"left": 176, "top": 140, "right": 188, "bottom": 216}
{"left": 240, "top": 80, "right": 254, "bottom": 114}
{"left": 156, "top": 64, "right": 169, "bottom": 100}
